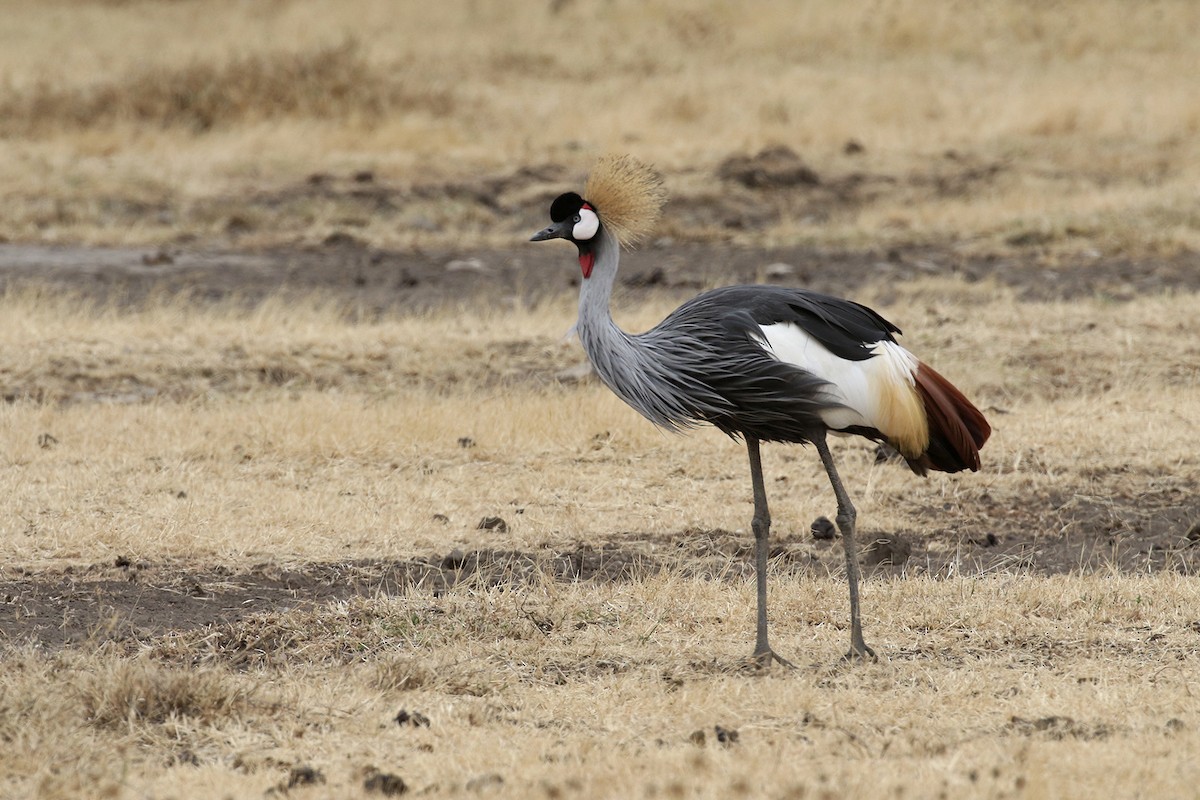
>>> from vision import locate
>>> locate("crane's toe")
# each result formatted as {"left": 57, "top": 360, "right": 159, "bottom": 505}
{"left": 753, "top": 646, "right": 797, "bottom": 670}
{"left": 841, "top": 643, "right": 878, "bottom": 663}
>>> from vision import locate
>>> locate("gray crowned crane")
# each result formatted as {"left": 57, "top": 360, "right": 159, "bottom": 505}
{"left": 531, "top": 156, "right": 990, "bottom": 665}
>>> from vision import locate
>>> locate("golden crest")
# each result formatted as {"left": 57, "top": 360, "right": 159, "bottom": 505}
{"left": 583, "top": 155, "right": 667, "bottom": 247}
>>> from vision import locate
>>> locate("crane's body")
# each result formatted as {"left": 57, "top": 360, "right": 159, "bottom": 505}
{"left": 532, "top": 157, "right": 990, "bottom": 664}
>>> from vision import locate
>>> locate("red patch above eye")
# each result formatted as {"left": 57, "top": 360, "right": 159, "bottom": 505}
{"left": 579, "top": 251, "right": 595, "bottom": 278}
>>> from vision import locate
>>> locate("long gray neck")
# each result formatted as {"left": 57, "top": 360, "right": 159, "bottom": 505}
{"left": 574, "top": 227, "right": 670, "bottom": 427}
{"left": 573, "top": 226, "right": 715, "bottom": 432}
{"left": 576, "top": 226, "right": 624, "bottom": 352}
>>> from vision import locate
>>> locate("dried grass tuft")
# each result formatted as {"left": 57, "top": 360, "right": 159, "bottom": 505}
{"left": 0, "top": 39, "right": 451, "bottom": 135}
{"left": 79, "top": 660, "right": 255, "bottom": 729}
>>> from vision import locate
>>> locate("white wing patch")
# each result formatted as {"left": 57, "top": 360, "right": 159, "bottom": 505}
{"left": 756, "top": 322, "right": 929, "bottom": 456}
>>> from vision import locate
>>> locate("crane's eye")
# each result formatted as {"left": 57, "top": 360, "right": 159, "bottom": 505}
{"left": 573, "top": 214, "right": 581, "bottom": 223}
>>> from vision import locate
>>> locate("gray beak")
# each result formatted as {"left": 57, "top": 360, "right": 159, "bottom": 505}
{"left": 530, "top": 219, "right": 570, "bottom": 242}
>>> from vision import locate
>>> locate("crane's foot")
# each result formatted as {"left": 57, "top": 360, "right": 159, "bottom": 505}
{"left": 752, "top": 646, "right": 796, "bottom": 670}
{"left": 841, "top": 642, "right": 877, "bottom": 663}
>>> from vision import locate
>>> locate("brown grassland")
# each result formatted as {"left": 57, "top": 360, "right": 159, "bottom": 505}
{"left": 2, "top": 1, "right": 1200, "bottom": 798}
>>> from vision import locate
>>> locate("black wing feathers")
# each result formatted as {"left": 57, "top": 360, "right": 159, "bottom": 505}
{"left": 694, "top": 285, "right": 900, "bottom": 361}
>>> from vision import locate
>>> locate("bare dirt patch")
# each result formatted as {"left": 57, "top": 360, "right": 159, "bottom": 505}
{"left": 2, "top": 238, "right": 1197, "bottom": 318}
{"left": 5, "top": 490, "right": 1196, "bottom": 652}
{"left": 2, "top": 141, "right": 1198, "bottom": 309}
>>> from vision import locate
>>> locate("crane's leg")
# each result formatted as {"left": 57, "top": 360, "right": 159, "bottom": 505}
{"left": 812, "top": 432, "right": 877, "bottom": 662}
{"left": 746, "top": 436, "right": 794, "bottom": 668}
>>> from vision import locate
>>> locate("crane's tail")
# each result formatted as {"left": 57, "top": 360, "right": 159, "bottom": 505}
{"left": 907, "top": 362, "right": 991, "bottom": 475}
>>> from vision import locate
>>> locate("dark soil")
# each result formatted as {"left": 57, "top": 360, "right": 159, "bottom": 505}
{"left": 3, "top": 504, "right": 1196, "bottom": 650}
{"left": 7, "top": 147, "right": 1198, "bottom": 307}
{"left": 1, "top": 239, "right": 1198, "bottom": 314}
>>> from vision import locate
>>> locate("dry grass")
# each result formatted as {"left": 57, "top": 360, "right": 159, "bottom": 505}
{"left": 1, "top": 0, "right": 1198, "bottom": 252}
{"left": 78, "top": 659, "right": 260, "bottom": 729}
{"left": 0, "top": 39, "right": 450, "bottom": 135}
{"left": 2, "top": 576, "right": 1199, "bottom": 798}
{"left": 1, "top": 282, "right": 1196, "bottom": 567}
{"left": 0, "top": 281, "right": 1197, "bottom": 797}
{"left": 2, "top": 3, "right": 1200, "bottom": 795}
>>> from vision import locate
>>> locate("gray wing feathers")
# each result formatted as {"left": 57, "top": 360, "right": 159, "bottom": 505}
{"left": 581, "top": 290, "right": 850, "bottom": 443}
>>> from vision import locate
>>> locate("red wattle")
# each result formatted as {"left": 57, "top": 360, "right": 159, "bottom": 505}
{"left": 579, "top": 251, "right": 595, "bottom": 279}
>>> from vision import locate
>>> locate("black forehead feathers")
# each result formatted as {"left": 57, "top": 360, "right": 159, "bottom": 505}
{"left": 549, "top": 192, "right": 586, "bottom": 223}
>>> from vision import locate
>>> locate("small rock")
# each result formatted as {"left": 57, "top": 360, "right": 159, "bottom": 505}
{"left": 843, "top": 139, "right": 866, "bottom": 155}
{"left": 457, "top": 437, "right": 475, "bottom": 449}
{"left": 114, "top": 555, "right": 132, "bottom": 569}
{"left": 1032, "top": 715, "right": 1071, "bottom": 732}
{"left": 353, "top": 170, "right": 376, "bottom": 184}
{"left": 441, "top": 549, "right": 466, "bottom": 570}
{"left": 225, "top": 215, "right": 252, "bottom": 235}
{"left": 364, "top": 771, "right": 408, "bottom": 795}
{"left": 716, "top": 145, "right": 820, "bottom": 189}
{"left": 37, "top": 433, "right": 58, "bottom": 449}
{"left": 1185, "top": 522, "right": 1200, "bottom": 543}
{"left": 445, "top": 258, "right": 490, "bottom": 273}
{"left": 1165, "top": 718, "right": 1187, "bottom": 735}
{"left": 431, "top": 513, "right": 450, "bottom": 524}
{"left": 763, "top": 262, "right": 795, "bottom": 279}
{"left": 714, "top": 725, "right": 740, "bottom": 745}
{"left": 465, "top": 773, "right": 504, "bottom": 793}
{"left": 408, "top": 215, "right": 439, "bottom": 232}
{"left": 624, "top": 267, "right": 666, "bottom": 288}
{"left": 688, "top": 729, "right": 706, "bottom": 746}
{"left": 323, "top": 231, "right": 364, "bottom": 248}
{"left": 971, "top": 532, "right": 999, "bottom": 547}
{"left": 395, "top": 709, "right": 430, "bottom": 728}
{"left": 286, "top": 765, "right": 325, "bottom": 788}
{"left": 555, "top": 361, "right": 595, "bottom": 384}
{"left": 589, "top": 431, "right": 614, "bottom": 449}
{"left": 141, "top": 250, "right": 175, "bottom": 266}
{"left": 863, "top": 534, "right": 912, "bottom": 568}
{"left": 477, "top": 516, "right": 508, "bottom": 533}
{"left": 175, "top": 490, "right": 187, "bottom": 499}
{"left": 811, "top": 516, "right": 837, "bottom": 541}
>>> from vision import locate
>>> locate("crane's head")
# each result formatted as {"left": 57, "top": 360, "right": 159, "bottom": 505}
{"left": 530, "top": 155, "right": 665, "bottom": 278}
{"left": 530, "top": 191, "right": 600, "bottom": 246}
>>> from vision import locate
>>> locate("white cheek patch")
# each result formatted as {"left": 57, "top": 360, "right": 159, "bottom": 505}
{"left": 572, "top": 207, "right": 600, "bottom": 240}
